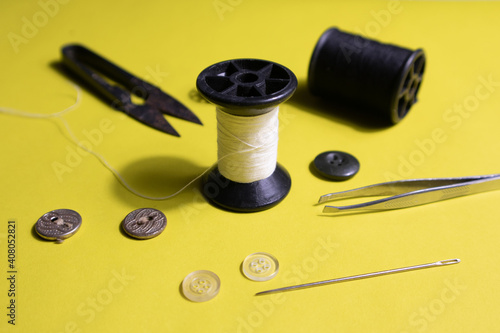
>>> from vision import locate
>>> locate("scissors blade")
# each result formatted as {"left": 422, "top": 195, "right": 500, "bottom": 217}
{"left": 123, "top": 104, "right": 180, "bottom": 137}
{"left": 61, "top": 44, "right": 201, "bottom": 136}
{"left": 146, "top": 88, "right": 202, "bottom": 125}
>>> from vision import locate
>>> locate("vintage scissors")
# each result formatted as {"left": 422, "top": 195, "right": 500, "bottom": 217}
{"left": 61, "top": 44, "right": 202, "bottom": 136}
{"left": 319, "top": 174, "right": 500, "bottom": 213}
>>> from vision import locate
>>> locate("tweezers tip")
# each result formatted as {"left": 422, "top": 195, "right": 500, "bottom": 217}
{"left": 322, "top": 206, "right": 340, "bottom": 213}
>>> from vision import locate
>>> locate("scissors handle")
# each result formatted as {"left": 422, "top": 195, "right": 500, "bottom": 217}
{"left": 62, "top": 44, "right": 150, "bottom": 108}
{"left": 61, "top": 44, "right": 202, "bottom": 136}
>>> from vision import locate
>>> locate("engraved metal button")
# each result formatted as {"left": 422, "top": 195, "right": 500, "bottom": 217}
{"left": 121, "top": 208, "right": 167, "bottom": 239}
{"left": 35, "top": 209, "right": 82, "bottom": 242}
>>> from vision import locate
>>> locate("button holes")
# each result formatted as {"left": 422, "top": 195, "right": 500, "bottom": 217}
{"left": 50, "top": 217, "right": 64, "bottom": 226}
{"left": 190, "top": 278, "right": 212, "bottom": 294}
{"left": 328, "top": 154, "right": 344, "bottom": 166}
{"left": 313, "top": 151, "right": 360, "bottom": 181}
{"left": 242, "top": 252, "right": 279, "bottom": 281}
{"left": 249, "top": 258, "right": 271, "bottom": 274}
{"left": 122, "top": 208, "right": 167, "bottom": 239}
{"left": 36, "top": 209, "right": 82, "bottom": 242}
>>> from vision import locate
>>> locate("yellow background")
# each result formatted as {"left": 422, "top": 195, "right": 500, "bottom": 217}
{"left": 1, "top": 0, "right": 499, "bottom": 332}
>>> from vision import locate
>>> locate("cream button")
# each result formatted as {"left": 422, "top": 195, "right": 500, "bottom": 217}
{"left": 242, "top": 252, "right": 279, "bottom": 281}
{"left": 182, "top": 270, "right": 220, "bottom": 302}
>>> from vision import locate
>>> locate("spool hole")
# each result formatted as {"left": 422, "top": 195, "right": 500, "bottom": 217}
{"left": 236, "top": 73, "right": 259, "bottom": 83}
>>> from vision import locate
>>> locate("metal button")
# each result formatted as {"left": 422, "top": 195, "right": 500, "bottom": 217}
{"left": 242, "top": 252, "right": 279, "bottom": 281}
{"left": 35, "top": 209, "right": 82, "bottom": 243}
{"left": 182, "top": 270, "right": 221, "bottom": 302}
{"left": 121, "top": 208, "right": 167, "bottom": 239}
{"left": 313, "top": 151, "right": 360, "bottom": 181}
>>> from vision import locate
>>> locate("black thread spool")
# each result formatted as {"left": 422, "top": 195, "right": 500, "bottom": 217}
{"left": 197, "top": 59, "right": 297, "bottom": 212}
{"left": 308, "top": 27, "right": 425, "bottom": 124}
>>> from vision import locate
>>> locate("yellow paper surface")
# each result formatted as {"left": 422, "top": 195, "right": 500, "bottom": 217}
{"left": 1, "top": 0, "right": 500, "bottom": 332}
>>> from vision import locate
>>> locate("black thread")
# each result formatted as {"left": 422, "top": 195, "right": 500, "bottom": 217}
{"left": 308, "top": 27, "right": 425, "bottom": 124}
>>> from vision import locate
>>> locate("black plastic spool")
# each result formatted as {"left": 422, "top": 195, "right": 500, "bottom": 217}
{"left": 197, "top": 59, "right": 297, "bottom": 212}
{"left": 308, "top": 27, "right": 426, "bottom": 124}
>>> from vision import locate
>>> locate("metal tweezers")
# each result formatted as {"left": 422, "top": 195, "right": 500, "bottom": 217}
{"left": 319, "top": 174, "right": 500, "bottom": 213}
{"left": 61, "top": 44, "right": 202, "bottom": 136}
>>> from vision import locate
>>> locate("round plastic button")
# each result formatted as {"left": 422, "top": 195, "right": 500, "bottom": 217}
{"left": 182, "top": 270, "right": 220, "bottom": 302}
{"left": 242, "top": 252, "right": 279, "bottom": 281}
{"left": 313, "top": 151, "right": 360, "bottom": 181}
{"left": 121, "top": 208, "right": 167, "bottom": 239}
{"left": 35, "top": 209, "right": 82, "bottom": 243}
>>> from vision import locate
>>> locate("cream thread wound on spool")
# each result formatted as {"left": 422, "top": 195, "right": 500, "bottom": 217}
{"left": 216, "top": 106, "right": 279, "bottom": 183}
{"left": 197, "top": 59, "right": 297, "bottom": 212}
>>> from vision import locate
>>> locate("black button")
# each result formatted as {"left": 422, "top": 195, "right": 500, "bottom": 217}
{"left": 313, "top": 151, "right": 360, "bottom": 181}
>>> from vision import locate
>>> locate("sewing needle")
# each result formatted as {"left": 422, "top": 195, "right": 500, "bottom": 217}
{"left": 255, "top": 258, "right": 460, "bottom": 296}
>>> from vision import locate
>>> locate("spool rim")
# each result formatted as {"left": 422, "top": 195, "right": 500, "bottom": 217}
{"left": 201, "top": 163, "right": 292, "bottom": 212}
{"left": 308, "top": 27, "right": 426, "bottom": 125}
{"left": 390, "top": 49, "right": 426, "bottom": 123}
{"left": 308, "top": 27, "right": 337, "bottom": 97}
{"left": 196, "top": 58, "right": 298, "bottom": 116}
{"left": 197, "top": 58, "right": 295, "bottom": 212}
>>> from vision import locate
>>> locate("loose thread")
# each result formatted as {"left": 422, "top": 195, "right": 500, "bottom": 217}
{"left": 0, "top": 83, "right": 274, "bottom": 200}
